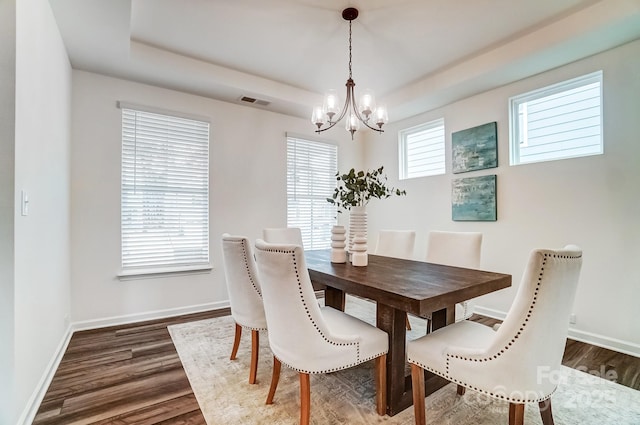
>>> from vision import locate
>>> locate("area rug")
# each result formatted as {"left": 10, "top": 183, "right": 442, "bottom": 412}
{"left": 169, "top": 296, "right": 640, "bottom": 424}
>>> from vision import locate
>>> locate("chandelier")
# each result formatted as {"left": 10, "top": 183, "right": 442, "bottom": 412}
{"left": 311, "top": 8, "right": 388, "bottom": 139}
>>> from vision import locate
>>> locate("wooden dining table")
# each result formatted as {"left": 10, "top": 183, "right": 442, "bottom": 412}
{"left": 305, "top": 249, "right": 512, "bottom": 416}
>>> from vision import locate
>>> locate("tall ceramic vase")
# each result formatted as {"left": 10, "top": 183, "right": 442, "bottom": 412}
{"left": 330, "top": 225, "right": 347, "bottom": 263}
{"left": 348, "top": 205, "right": 367, "bottom": 254}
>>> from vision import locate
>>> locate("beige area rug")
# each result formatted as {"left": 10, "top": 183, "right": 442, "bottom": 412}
{"left": 169, "top": 296, "right": 640, "bottom": 424}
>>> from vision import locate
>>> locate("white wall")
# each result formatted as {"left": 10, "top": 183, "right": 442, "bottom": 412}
{"left": 70, "top": 71, "right": 359, "bottom": 324}
{"left": 0, "top": 1, "right": 17, "bottom": 423}
{"left": 12, "top": 0, "right": 73, "bottom": 422}
{"left": 363, "top": 40, "right": 640, "bottom": 353}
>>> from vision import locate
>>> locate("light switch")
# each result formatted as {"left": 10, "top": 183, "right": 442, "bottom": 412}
{"left": 21, "top": 190, "right": 29, "bottom": 216}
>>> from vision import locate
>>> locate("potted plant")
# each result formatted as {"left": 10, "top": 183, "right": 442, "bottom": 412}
{"left": 326, "top": 166, "right": 406, "bottom": 212}
{"left": 326, "top": 166, "right": 406, "bottom": 255}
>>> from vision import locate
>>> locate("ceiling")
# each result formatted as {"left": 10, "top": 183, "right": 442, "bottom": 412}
{"left": 49, "top": 0, "right": 640, "bottom": 122}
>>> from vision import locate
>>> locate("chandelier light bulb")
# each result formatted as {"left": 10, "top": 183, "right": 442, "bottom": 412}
{"left": 345, "top": 112, "right": 360, "bottom": 136}
{"left": 311, "top": 105, "right": 325, "bottom": 128}
{"left": 375, "top": 104, "right": 389, "bottom": 128}
{"left": 323, "top": 90, "right": 340, "bottom": 123}
{"left": 359, "top": 89, "right": 376, "bottom": 120}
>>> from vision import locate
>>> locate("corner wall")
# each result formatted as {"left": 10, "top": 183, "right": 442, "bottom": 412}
{"left": 14, "top": 0, "right": 72, "bottom": 421}
{"left": 0, "top": 1, "right": 17, "bottom": 423}
{"left": 363, "top": 40, "right": 640, "bottom": 354}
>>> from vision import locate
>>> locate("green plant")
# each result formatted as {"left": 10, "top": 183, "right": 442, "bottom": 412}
{"left": 326, "top": 166, "right": 407, "bottom": 212}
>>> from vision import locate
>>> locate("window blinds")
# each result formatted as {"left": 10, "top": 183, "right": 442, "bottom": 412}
{"left": 286, "top": 136, "right": 337, "bottom": 250}
{"left": 400, "top": 118, "right": 445, "bottom": 179}
{"left": 511, "top": 71, "right": 603, "bottom": 165}
{"left": 121, "top": 108, "right": 210, "bottom": 271}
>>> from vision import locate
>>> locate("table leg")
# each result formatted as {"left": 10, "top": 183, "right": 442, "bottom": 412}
{"left": 376, "top": 304, "right": 456, "bottom": 416}
{"left": 376, "top": 303, "right": 412, "bottom": 416}
{"left": 430, "top": 306, "right": 455, "bottom": 331}
{"left": 324, "top": 287, "right": 345, "bottom": 311}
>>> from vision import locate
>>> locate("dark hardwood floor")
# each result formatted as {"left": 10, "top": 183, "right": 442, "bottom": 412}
{"left": 32, "top": 309, "right": 639, "bottom": 424}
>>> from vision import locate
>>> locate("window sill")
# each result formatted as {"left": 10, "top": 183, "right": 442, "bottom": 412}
{"left": 118, "top": 265, "right": 212, "bottom": 281}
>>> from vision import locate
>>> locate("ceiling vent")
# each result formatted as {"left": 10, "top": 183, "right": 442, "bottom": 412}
{"left": 239, "top": 96, "right": 270, "bottom": 107}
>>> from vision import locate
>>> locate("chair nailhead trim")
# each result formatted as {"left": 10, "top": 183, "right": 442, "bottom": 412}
{"left": 228, "top": 238, "right": 267, "bottom": 331}
{"left": 255, "top": 245, "right": 391, "bottom": 372}
{"left": 410, "top": 251, "right": 581, "bottom": 403}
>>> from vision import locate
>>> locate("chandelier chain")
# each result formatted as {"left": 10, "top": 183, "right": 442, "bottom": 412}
{"left": 348, "top": 19, "right": 353, "bottom": 79}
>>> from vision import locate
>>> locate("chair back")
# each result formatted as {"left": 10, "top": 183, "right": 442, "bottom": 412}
{"left": 426, "top": 231, "right": 482, "bottom": 319}
{"left": 374, "top": 230, "right": 416, "bottom": 259}
{"left": 254, "top": 239, "right": 361, "bottom": 373}
{"left": 221, "top": 234, "right": 267, "bottom": 330}
{"left": 455, "top": 246, "right": 583, "bottom": 398}
{"left": 262, "top": 227, "right": 304, "bottom": 247}
{"left": 426, "top": 231, "right": 482, "bottom": 268}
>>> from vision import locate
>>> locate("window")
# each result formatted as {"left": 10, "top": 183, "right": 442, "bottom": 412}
{"left": 120, "top": 104, "right": 210, "bottom": 275}
{"left": 399, "top": 118, "right": 445, "bottom": 179}
{"left": 509, "top": 71, "right": 603, "bottom": 165}
{"left": 286, "top": 135, "right": 338, "bottom": 250}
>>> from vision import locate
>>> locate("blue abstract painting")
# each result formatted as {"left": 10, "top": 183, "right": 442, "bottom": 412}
{"left": 452, "top": 175, "right": 497, "bottom": 221}
{"left": 452, "top": 122, "right": 497, "bottom": 174}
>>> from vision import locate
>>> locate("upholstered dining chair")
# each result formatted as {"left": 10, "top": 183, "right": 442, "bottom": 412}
{"left": 254, "top": 240, "right": 389, "bottom": 425}
{"left": 375, "top": 229, "right": 416, "bottom": 259}
{"left": 375, "top": 230, "right": 416, "bottom": 329}
{"left": 426, "top": 231, "right": 483, "bottom": 322}
{"left": 262, "top": 227, "right": 304, "bottom": 247}
{"left": 221, "top": 234, "right": 267, "bottom": 384}
{"left": 408, "top": 245, "right": 583, "bottom": 425}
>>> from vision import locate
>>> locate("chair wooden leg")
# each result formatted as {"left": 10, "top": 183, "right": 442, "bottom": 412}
{"left": 411, "top": 363, "right": 426, "bottom": 425}
{"left": 265, "top": 356, "right": 281, "bottom": 405}
{"left": 375, "top": 355, "right": 387, "bottom": 416}
{"left": 230, "top": 323, "right": 242, "bottom": 360}
{"left": 508, "top": 402, "right": 524, "bottom": 425}
{"left": 457, "top": 385, "right": 466, "bottom": 395}
{"left": 405, "top": 313, "right": 412, "bottom": 330}
{"left": 539, "top": 399, "right": 555, "bottom": 425}
{"left": 249, "top": 330, "right": 259, "bottom": 384}
{"left": 299, "top": 372, "right": 311, "bottom": 425}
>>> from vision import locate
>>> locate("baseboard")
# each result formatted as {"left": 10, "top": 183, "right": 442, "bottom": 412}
{"left": 473, "top": 306, "right": 640, "bottom": 358}
{"left": 72, "top": 300, "right": 230, "bottom": 332}
{"left": 17, "top": 300, "right": 232, "bottom": 425}
{"left": 17, "top": 323, "right": 73, "bottom": 425}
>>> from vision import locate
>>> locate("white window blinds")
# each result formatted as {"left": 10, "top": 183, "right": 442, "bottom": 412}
{"left": 510, "top": 71, "right": 603, "bottom": 165}
{"left": 286, "top": 136, "right": 338, "bottom": 250}
{"left": 399, "top": 118, "right": 446, "bottom": 179}
{"left": 121, "top": 107, "right": 210, "bottom": 272}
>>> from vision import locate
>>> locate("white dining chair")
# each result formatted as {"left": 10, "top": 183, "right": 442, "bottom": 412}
{"left": 375, "top": 229, "right": 416, "bottom": 259}
{"left": 374, "top": 229, "right": 416, "bottom": 329}
{"left": 254, "top": 239, "right": 389, "bottom": 424}
{"left": 408, "top": 245, "right": 583, "bottom": 425}
{"left": 262, "top": 227, "right": 304, "bottom": 247}
{"left": 221, "top": 234, "right": 267, "bottom": 384}
{"left": 426, "top": 231, "right": 482, "bottom": 322}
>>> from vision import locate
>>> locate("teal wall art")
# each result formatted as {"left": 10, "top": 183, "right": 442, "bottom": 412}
{"left": 452, "top": 175, "right": 497, "bottom": 221}
{"left": 452, "top": 121, "right": 497, "bottom": 173}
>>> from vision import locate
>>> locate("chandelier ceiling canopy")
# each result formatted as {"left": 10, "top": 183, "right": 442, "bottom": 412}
{"left": 311, "top": 8, "right": 388, "bottom": 139}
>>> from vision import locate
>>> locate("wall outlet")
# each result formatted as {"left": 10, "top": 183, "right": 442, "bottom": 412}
{"left": 569, "top": 314, "right": 577, "bottom": 324}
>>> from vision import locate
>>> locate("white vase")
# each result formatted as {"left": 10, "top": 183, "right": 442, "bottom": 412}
{"left": 351, "top": 234, "right": 368, "bottom": 266}
{"left": 330, "top": 225, "right": 347, "bottom": 263}
{"left": 348, "top": 205, "right": 367, "bottom": 254}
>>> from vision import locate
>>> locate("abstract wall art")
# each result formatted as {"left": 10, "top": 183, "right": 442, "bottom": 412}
{"left": 452, "top": 121, "right": 498, "bottom": 173}
{"left": 452, "top": 174, "right": 497, "bottom": 221}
